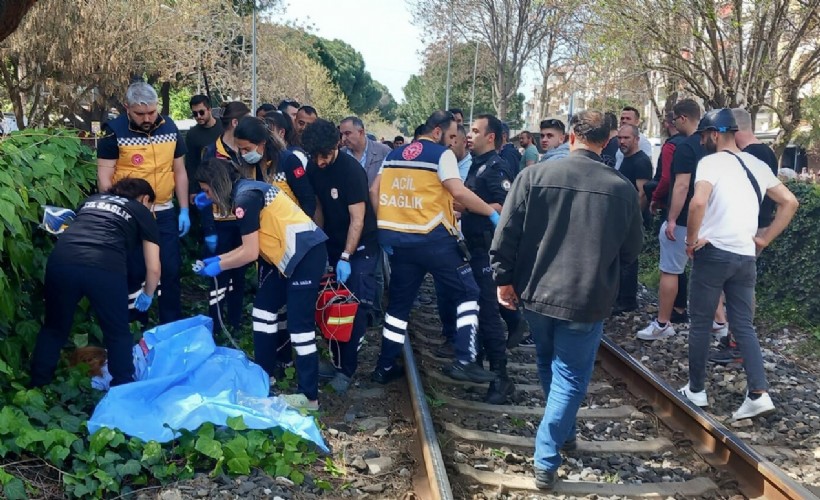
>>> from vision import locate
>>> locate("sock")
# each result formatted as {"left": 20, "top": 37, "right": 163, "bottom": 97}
{"left": 656, "top": 317, "right": 668, "bottom": 327}
{"left": 749, "top": 392, "right": 763, "bottom": 401}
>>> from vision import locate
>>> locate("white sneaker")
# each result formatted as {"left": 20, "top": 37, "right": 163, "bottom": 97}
{"left": 732, "top": 393, "right": 775, "bottom": 420}
{"left": 281, "top": 393, "right": 319, "bottom": 411}
{"left": 636, "top": 320, "right": 676, "bottom": 341}
{"left": 712, "top": 321, "right": 729, "bottom": 339}
{"left": 678, "top": 383, "right": 709, "bottom": 407}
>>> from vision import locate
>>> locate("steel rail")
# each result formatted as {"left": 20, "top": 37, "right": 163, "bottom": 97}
{"left": 599, "top": 335, "right": 818, "bottom": 500}
{"left": 403, "top": 341, "right": 454, "bottom": 500}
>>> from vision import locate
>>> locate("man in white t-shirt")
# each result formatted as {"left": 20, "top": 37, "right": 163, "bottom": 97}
{"left": 679, "top": 109, "right": 799, "bottom": 421}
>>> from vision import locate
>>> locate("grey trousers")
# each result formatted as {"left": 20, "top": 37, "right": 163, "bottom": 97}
{"left": 688, "top": 244, "right": 769, "bottom": 393}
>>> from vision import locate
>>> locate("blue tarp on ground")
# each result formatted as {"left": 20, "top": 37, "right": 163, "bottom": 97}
{"left": 87, "top": 316, "right": 327, "bottom": 452}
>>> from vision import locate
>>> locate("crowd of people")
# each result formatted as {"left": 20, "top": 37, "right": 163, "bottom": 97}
{"left": 28, "top": 80, "right": 800, "bottom": 491}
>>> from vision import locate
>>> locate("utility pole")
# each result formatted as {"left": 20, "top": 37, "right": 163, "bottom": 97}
{"left": 445, "top": 35, "right": 453, "bottom": 110}
{"left": 251, "top": 2, "right": 258, "bottom": 112}
{"left": 469, "top": 40, "right": 479, "bottom": 124}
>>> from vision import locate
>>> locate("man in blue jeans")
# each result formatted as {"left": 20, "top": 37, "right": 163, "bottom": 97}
{"left": 490, "top": 110, "right": 643, "bottom": 491}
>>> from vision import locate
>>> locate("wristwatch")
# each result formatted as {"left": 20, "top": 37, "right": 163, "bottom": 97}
{"left": 685, "top": 239, "right": 698, "bottom": 247}
{"left": 340, "top": 251, "right": 351, "bottom": 261}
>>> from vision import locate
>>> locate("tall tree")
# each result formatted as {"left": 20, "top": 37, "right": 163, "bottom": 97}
{"left": 0, "top": 0, "right": 37, "bottom": 42}
{"left": 412, "top": 0, "right": 561, "bottom": 119}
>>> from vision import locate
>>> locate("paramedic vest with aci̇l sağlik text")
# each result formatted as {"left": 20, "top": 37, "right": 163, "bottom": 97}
{"left": 377, "top": 139, "right": 457, "bottom": 247}
{"left": 107, "top": 115, "right": 180, "bottom": 206}
{"left": 232, "top": 180, "right": 327, "bottom": 277}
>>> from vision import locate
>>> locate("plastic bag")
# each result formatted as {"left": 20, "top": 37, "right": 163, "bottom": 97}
{"left": 87, "top": 316, "right": 327, "bottom": 452}
{"left": 41, "top": 205, "right": 76, "bottom": 235}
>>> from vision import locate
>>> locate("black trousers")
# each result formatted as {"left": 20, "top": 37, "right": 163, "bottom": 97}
{"left": 30, "top": 264, "right": 133, "bottom": 387}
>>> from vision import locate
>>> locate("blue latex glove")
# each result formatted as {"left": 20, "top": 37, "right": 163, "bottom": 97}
{"left": 178, "top": 208, "right": 191, "bottom": 237}
{"left": 489, "top": 211, "right": 500, "bottom": 227}
{"left": 135, "top": 290, "right": 153, "bottom": 312}
{"left": 382, "top": 245, "right": 393, "bottom": 256}
{"left": 194, "top": 192, "right": 213, "bottom": 210}
{"left": 197, "top": 255, "right": 222, "bottom": 277}
{"left": 204, "top": 234, "right": 218, "bottom": 253}
{"left": 336, "top": 259, "right": 351, "bottom": 283}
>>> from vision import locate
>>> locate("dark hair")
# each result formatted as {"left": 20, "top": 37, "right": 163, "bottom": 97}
{"left": 622, "top": 106, "right": 640, "bottom": 120}
{"left": 196, "top": 158, "right": 241, "bottom": 215}
{"left": 519, "top": 130, "right": 532, "bottom": 141}
{"left": 500, "top": 122, "right": 510, "bottom": 140}
{"left": 393, "top": 135, "right": 405, "bottom": 143}
{"left": 604, "top": 112, "right": 618, "bottom": 131}
{"left": 340, "top": 116, "right": 365, "bottom": 130}
{"left": 382, "top": 140, "right": 395, "bottom": 149}
{"left": 477, "top": 113, "right": 503, "bottom": 150}
{"left": 262, "top": 111, "right": 295, "bottom": 145}
{"left": 672, "top": 98, "right": 701, "bottom": 121}
{"left": 220, "top": 101, "right": 251, "bottom": 129}
{"left": 108, "top": 178, "right": 155, "bottom": 202}
{"left": 234, "top": 116, "right": 281, "bottom": 178}
{"left": 447, "top": 108, "right": 463, "bottom": 118}
{"left": 456, "top": 125, "right": 467, "bottom": 137}
{"left": 298, "top": 105, "right": 318, "bottom": 116}
{"left": 569, "top": 110, "right": 609, "bottom": 146}
{"left": 301, "top": 118, "right": 342, "bottom": 157}
{"left": 420, "top": 110, "right": 455, "bottom": 136}
{"left": 277, "top": 99, "right": 300, "bottom": 111}
{"left": 619, "top": 124, "right": 640, "bottom": 137}
{"left": 256, "top": 103, "right": 276, "bottom": 117}
{"left": 189, "top": 94, "right": 210, "bottom": 108}
{"left": 540, "top": 118, "right": 566, "bottom": 133}
{"left": 413, "top": 124, "right": 424, "bottom": 141}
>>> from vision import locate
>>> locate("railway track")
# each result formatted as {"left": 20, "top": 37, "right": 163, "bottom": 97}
{"left": 399, "top": 284, "right": 819, "bottom": 499}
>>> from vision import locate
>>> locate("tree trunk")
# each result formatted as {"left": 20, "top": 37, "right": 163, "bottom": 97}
{"left": 160, "top": 81, "right": 171, "bottom": 116}
{"left": 0, "top": 0, "right": 38, "bottom": 43}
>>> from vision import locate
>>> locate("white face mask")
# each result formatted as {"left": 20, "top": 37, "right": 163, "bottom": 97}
{"left": 242, "top": 150, "right": 263, "bottom": 164}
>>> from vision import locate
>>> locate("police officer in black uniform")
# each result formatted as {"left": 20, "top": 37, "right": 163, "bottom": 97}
{"left": 461, "top": 114, "right": 516, "bottom": 403}
{"left": 30, "top": 178, "right": 161, "bottom": 388}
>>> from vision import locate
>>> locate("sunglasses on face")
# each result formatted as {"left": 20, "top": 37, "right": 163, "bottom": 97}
{"left": 192, "top": 110, "right": 207, "bottom": 117}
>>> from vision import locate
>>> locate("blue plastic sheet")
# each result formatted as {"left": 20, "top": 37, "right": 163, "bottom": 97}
{"left": 87, "top": 316, "right": 328, "bottom": 452}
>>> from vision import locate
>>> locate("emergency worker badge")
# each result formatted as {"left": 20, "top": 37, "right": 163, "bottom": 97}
{"left": 235, "top": 207, "right": 245, "bottom": 219}
{"left": 330, "top": 188, "right": 339, "bottom": 199}
{"left": 402, "top": 142, "right": 423, "bottom": 160}
{"left": 131, "top": 153, "right": 144, "bottom": 166}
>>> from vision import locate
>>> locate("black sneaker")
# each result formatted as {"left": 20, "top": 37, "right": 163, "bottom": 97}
{"left": 562, "top": 437, "right": 577, "bottom": 451}
{"left": 444, "top": 361, "right": 497, "bottom": 383}
{"left": 318, "top": 358, "right": 337, "bottom": 380}
{"left": 534, "top": 468, "right": 557, "bottom": 490}
{"left": 709, "top": 345, "right": 743, "bottom": 365}
{"left": 670, "top": 309, "right": 689, "bottom": 324}
{"left": 518, "top": 335, "right": 536, "bottom": 348}
{"left": 611, "top": 303, "right": 638, "bottom": 316}
{"left": 370, "top": 366, "right": 404, "bottom": 384}
{"left": 506, "top": 320, "right": 527, "bottom": 349}
{"left": 484, "top": 376, "right": 515, "bottom": 405}
{"left": 433, "top": 342, "right": 455, "bottom": 359}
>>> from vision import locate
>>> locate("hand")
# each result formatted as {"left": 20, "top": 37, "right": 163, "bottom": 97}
{"left": 196, "top": 255, "right": 222, "bottom": 277}
{"left": 489, "top": 211, "right": 500, "bottom": 227}
{"left": 664, "top": 220, "right": 677, "bottom": 241}
{"left": 685, "top": 238, "right": 708, "bottom": 259}
{"left": 497, "top": 285, "right": 519, "bottom": 310}
{"left": 178, "top": 208, "right": 191, "bottom": 237}
{"left": 135, "top": 290, "right": 153, "bottom": 312}
{"left": 453, "top": 200, "right": 465, "bottom": 212}
{"left": 753, "top": 235, "right": 769, "bottom": 254}
{"left": 382, "top": 245, "right": 393, "bottom": 256}
{"left": 649, "top": 200, "right": 658, "bottom": 214}
{"left": 194, "top": 192, "right": 213, "bottom": 210}
{"left": 335, "top": 259, "right": 352, "bottom": 283}
{"left": 204, "top": 234, "right": 218, "bottom": 253}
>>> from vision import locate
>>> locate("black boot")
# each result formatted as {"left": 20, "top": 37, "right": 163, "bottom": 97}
{"left": 484, "top": 360, "right": 515, "bottom": 405}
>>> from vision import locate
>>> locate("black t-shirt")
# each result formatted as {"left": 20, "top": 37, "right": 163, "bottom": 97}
{"left": 185, "top": 122, "right": 224, "bottom": 192}
{"left": 50, "top": 193, "right": 159, "bottom": 274}
{"left": 601, "top": 136, "right": 619, "bottom": 168}
{"left": 308, "top": 151, "right": 378, "bottom": 259}
{"left": 743, "top": 143, "right": 779, "bottom": 228}
{"left": 670, "top": 133, "right": 705, "bottom": 226}
{"left": 234, "top": 189, "right": 265, "bottom": 236}
{"left": 499, "top": 143, "right": 522, "bottom": 177}
{"left": 619, "top": 150, "right": 653, "bottom": 190}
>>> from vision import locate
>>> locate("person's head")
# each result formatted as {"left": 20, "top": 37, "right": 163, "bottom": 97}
{"left": 339, "top": 116, "right": 367, "bottom": 151}
{"left": 196, "top": 158, "right": 242, "bottom": 214}
{"left": 393, "top": 135, "right": 405, "bottom": 147}
{"left": 302, "top": 118, "right": 342, "bottom": 168}
{"left": 124, "top": 82, "right": 159, "bottom": 132}
{"left": 256, "top": 103, "right": 276, "bottom": 118}
{"left": 420, "top": 110, "right": 457, "bottom": 146}
{"left": 617, "top": 124, "right": 641, "bottom": 155}
{"left": 262, "top": 111, "right": 295, "bottom": 146}
{"left": 604, "top": 111, "right": 619, "bottom": 138}
{"left": 412, "top": 124, "right": 424, "bottom": 142}
{"left": 108, "top": 177, "right": 156, "bottom": 209}
{"left": 671, "top": 98, "right": 702, "bottom": 136}
{"left": 294, "top": 105, "right": 318, "bottom": 136}
{"left": 731, "top": 108, "right": 753, "bottom": 132}
{"left": 520, "top": 130, "right": 534, "bottom": 147}
{"left": 662, "top": 112, "right": 679, "bottom": 137}
{"left": 189, "top": 94, "right": 213, "bottom": 126}
{"left": 69, "top": 347, "right": 108, "bottom": 377}
{"left": 620, "top": 106, "right": 641, "bottom": 126}
{"left": 500, "top": 122, "right": 511, "bottom": 144}
{"left": 468, "top": 114, "right": 503, "bottom": 155}
{"left": 452, "top": 124, "right": 469, "bottom": 161}
{"left": 219, "top": 101, "right": 251, "bottom": 131}
{"left": 539, "top": 118, "right": 566, "bottom": 151}
{"left": 448, "top": 108, "right": 464, "bottom": 125}
{"left": 234, "top": 116, "right": 282, "bottom": 168}
{"left": 382, "top": 140, "right": 395, "bottom": 149}
{"left": 697, "top": 108, "right": 738, "bottom": 154}
{"left": 568, "top": 110, "right": 609, "bottom": 154}
{"left": 277, "top": 99, "right": 300, "bottom": 121}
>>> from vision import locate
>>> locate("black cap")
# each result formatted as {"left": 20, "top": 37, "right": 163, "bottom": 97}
{"left": 696, "top": 108, "right": 738, "bottom": 133}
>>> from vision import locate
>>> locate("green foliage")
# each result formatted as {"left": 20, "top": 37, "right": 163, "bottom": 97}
{"left": 794, "top": 94, "right": 820, "bottom": 151}
{"left": 168, "top": 87, "right": 195, "bottom": 122}
{"left": 756, "top": 181, "right": 820, "bottom": 326}
{"left": 0, "top": 129, "right": 96, "bottom": 346}
{"left": 310, "top": 38, "right": 384, "bottom": 115}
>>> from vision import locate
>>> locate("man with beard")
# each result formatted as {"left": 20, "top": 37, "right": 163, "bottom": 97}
{"left": 185, "top": 95, "right": 223, "bottom": 200}
{"left": 679, "top": 109, "right": 798, "bottom": 420}
{"left": 293, "top": 105, "right": 318, "bottom": 143}
{"left": 369, "top": 110, "right": 501, "bottom": 385}
{"left": 97, "top": 81, "right": 189, "bottom": 324}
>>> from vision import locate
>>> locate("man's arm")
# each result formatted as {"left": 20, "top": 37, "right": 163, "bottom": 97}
{"left": 490, "top": 173, "right": 527, "bottom": 285}
{"left": 97, "top": 159, "right": 116, "bottom": 192}
{"left": 344, "top": 202, "right": 365, "bottom": 255}
{"left": 443, "top": 179, "right": 495, "bottom": 216}
{"left": 665, "top": 172, "right": 690, "bottom": 240}
{"left": 621, "top": 196, "right": 644, "bottom": 265}
{"left": 685, "top": 180, "right": 713, "bottom": 256}
{"left": 173, "top": 156, "right": 189, "bottom": 209}
{"left": 369, "top": 173, "right": 381, "bottom": 217}
{"left": 755, "top": 184, "right": 799, "bottom": 251}
{"left": 651, "top": 143, "right": 675, "bottom": 209}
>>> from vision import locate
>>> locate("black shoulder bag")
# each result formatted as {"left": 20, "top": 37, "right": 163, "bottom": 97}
{"left": 724, "top": 151, "right": 762, "bottom": 205}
